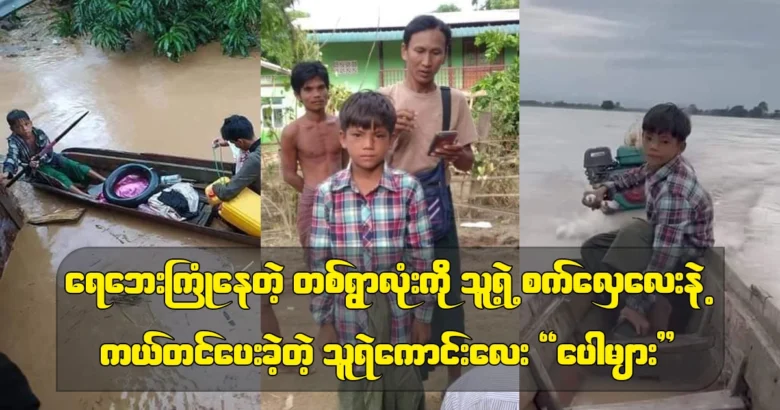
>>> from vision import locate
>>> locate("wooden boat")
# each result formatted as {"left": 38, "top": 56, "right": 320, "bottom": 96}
{"left": 26, "top": 147, "right": 259, "bottom": 247}
{"left": 519, "top": 248, "right": 780, "bottom": 410}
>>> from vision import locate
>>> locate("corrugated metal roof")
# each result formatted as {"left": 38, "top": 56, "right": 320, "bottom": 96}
{"left": 308, "top": 23, "right": 518, "bottom": 44}
{"left": 0, "top": 0, "right": 34, "bottom": 19}
{"left": 296, "top": 9, "right": 519, "bottom": 32}
{"left": 261, "top": 59, "right": 291, "bottom": 75}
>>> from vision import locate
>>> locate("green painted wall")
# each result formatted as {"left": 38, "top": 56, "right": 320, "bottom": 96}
{"left": 382, "top": 40, "right": 404, "bottom": 70}
{"left": 319, "top": 42, "right": 380, "bottom": 92}
{"left": 318, "top": 37, "right": 517, "bottom": 91}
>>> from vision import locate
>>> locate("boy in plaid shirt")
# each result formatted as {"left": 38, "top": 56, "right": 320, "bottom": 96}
{"left": 580, "top": 103, "right": 715, "bottom": 337}
{"left": 309, "top": 91, "right": 434, "bottom": 410}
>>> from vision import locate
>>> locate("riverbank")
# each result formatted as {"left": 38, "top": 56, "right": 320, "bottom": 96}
{"left": 0, "top": 0, "right": 73, "bottom": 57}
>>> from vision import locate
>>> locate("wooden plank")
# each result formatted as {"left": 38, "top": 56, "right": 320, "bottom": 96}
{"left": 0, "top": 193, "right": 22, "bottom": 229}
{"left": 196, "top": 205, "right": 213, "bottom": 227}
{"left": 566, "top": 389, "right": 745, "bottom": 410}
{"left": 28, "top": 208, "right": 85, "bottom": 225}
{"left": 528, "top": 347, "right": 563, "bottom": 410}
{"left": 605, "top": 334, "right": 714, "bottom": 353}
{"left": 61, "top": 147, "right": 234, "bottom": 170}
{"left": 65, "top": 153, "right": 228, "bottom": 183}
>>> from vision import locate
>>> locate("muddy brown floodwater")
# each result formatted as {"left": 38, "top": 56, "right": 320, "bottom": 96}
{"left": 0, "top": 35, "right": 267, "bottom": 408}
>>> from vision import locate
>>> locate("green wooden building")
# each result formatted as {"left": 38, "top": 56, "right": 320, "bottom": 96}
{"left": 297, "top": 9, "right": 519, "bottom": 92}
{"left": 260, "top": 9, "right": 518, "bottom": 137}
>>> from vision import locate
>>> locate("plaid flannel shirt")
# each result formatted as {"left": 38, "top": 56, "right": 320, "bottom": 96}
{"left": 308, "top": 164, "right": 435, "bottom": 348}
{"left": 3, "top": 128, "right": 55, "bottom": 177}
{"left": 603, "top": 155, "right": 714, "bottom": 314}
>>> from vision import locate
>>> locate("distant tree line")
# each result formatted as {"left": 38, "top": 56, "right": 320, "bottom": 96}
{"left": 519, "top": 99, "right": 642, "bottom": 112}
{"left": 683, "top": 101, "right": 780, "bottom": 119}
{"left": 521, "top": 99, "right": 780, "bottom": 119}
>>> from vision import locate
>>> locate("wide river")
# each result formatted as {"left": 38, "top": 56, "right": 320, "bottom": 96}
{"left": 521, "top": 105, "right": 780, "bottom": 299}
{"left": 0, "top": 37, "right": 267, "bottom": 408}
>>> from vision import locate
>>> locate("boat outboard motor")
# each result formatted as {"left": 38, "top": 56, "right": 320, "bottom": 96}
{"left": 583, "top": 146, "right": 616, "bottom": 186}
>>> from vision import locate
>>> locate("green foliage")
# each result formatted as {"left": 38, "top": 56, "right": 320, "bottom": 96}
{"left": 474, "top": 31, "right": 518, "bottom": 62}
{"left": 326, "top": 83, "right": 352, "bottom": 114}
{"left": 434, "top": 3, "right": 461, "bottom": 12}
{"left": 261, "top": 0, "right": 321, "bottom": 68}
{"left": 471, "top": 31, "right": 519, "bottom": 140}
{"left": 471, "top": 0, "right": 519, "bottom": 10}
{"left": 49, "top": 9, "right": 76, "bottom": 38}
{"left": 52, "top": 0, "right": 261, "bottom": 62}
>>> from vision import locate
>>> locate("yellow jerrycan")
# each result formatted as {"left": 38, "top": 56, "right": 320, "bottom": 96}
{"left": 205, "top": 176, "right": 261, "bottom": 237}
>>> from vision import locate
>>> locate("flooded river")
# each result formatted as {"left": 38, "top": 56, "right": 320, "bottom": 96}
{"left": 521, "top": 105, "right": 780, "bottom": 301}
{"left": 0, "top": 37, "right": 264, "bottom": 408}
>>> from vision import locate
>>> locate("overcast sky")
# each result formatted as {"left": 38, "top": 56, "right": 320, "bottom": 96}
{"left": 521, "top": 0, "right": 780, "bottom": 110}
{"left": 294, "top": 0, "right": 475, "bottom": 22}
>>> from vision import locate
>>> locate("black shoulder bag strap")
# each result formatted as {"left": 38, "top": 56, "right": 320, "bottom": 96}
{"left": 441, "top": 86, "right": 451, "bottom": 132}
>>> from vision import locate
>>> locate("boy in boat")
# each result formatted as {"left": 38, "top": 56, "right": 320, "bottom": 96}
{"left": 309, "top": 91, "right": 434, "bottom": 410}
{"left": 580, "top": 103, "right": 714, "bottom": 336}
{"left": 2, "top": 109, "right": 106, "bottom": 196}
{"left": 207, "top": 115, "right": 260, "bottom": 200}
{"left": 280, "top": 61, "right": 346, "bottom": 248}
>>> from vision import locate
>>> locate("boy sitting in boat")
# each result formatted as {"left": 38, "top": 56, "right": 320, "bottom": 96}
{"left": 580, "top": 103, "right": 715, "bottom": 336}
{"left": 208, "top": 115, "right": 260, "bottom": 200}
{"left": 1, "top": 109, "right": 106, "bottom": 196}
{"left": 309, "top": 91, "right": 434, "bottom": 410}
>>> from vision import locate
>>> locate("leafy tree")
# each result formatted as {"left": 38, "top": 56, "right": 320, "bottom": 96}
{"left": 601, "top": 100, "right": 615, "bottom": 110}
{"left": 435, "top": 3, "right": 461, "bottom": 12}
{"left": 49, "top": 0, "right": 320, "bottom": 64}
{"left": 750, "top": 101, "right": 770, "bottom": 118}
{"left": 471, "top": 0, "right": 519, "bottom": 9}
{"left": 326, "top": 84, "right": 352, "bottom": 114}
{"left": 287, "top": 10, "right": 310, "bottom": 19}
{"left": 51, "top": 0, "right": 262, "bottom": 62}
{"left": 471, "top": 31, "right": 518, "bottom": 139}
{"left": 727, "top": 105, "right": 748, "bottom": 117}
{"left": 261, "top": 0, "right": 321, "bottom": 69}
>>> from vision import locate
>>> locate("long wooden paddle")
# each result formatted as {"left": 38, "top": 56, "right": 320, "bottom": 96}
{"left": 5, "top": 110, "right": 90, "bottom": 188}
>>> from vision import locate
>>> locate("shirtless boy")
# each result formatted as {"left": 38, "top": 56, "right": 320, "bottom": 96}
{"left": 280, "top": 61, "right": 347, "bottom": 247}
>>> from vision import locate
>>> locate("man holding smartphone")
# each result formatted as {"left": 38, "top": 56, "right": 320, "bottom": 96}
{"left": 379, "top": 14, "right": 479, "bottom": 389}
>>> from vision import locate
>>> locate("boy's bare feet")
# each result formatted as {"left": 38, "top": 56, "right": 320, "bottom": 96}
{"left": 649, "top": 296, "right": 672, "bottom": 333}
{"left": 619, "top": 306, "right": 650, "bottom": 336}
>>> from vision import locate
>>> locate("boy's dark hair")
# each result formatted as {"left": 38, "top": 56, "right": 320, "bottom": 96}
{"left": 290, "top": 61, "right": 330, "bottom": 95}
{"left": 6, "top": 109, "right": 30, "bottom": 127}
{"left": 220, "top": 115, "right": 254, "bottom": 142}
{"left": 339, "top": 90, "right": 396, "bottom": 134}
{"left": 642, "top": 103, "right": 692, "bottom": 142}
{"left": 403, "top": 15, "right": 452, "bottom": 50}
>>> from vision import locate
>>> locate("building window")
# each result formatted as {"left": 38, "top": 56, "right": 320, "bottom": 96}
{"left": 333, "top": 60, "right": 358, "bottom": 75}
{"left": 261, "top": 97, "right": 290, "bottom": 129}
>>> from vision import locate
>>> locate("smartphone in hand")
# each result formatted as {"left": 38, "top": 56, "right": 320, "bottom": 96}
{"left": 428, "top": 131, "right": 459, "bottom": 156}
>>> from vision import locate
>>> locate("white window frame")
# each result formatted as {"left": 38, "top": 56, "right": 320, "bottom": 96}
{"left": 261, "top": 97, "right": 288, "bottom": 130}
{"left": 333, "top": 60, "right": 359, "bottom": 75}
